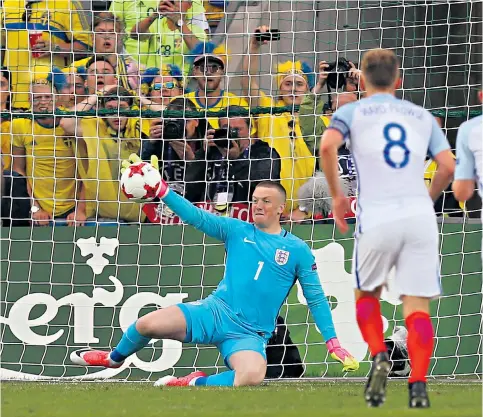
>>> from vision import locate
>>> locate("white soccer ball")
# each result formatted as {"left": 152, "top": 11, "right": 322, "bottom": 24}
{"left": 120, "top": 161, "right": 162, "bottom": 202}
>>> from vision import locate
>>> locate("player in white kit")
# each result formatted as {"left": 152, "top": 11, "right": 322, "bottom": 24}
{"left": 320, "top": 49, "right": 455, "bottom": 408}
{"left": 452, "top": 91, "right": 483, "bottom": 261}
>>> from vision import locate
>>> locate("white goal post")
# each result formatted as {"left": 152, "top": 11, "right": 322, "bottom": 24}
{"left": 0, "top": 0, "right": 481, "bottom": 381}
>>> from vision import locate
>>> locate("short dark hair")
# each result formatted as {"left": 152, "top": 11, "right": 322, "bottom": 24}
{"left": 85, "top": 55, "right": 115, "bottom": 72}
{"left": 361, "top": 48, "right": 399, "bottom": 88}
{"left": 99, "top": 86, "right": 133, "bottom": 107}
{"left": 167, "top": 97, "right": 206, "bottom": 138}
{"left": 219, "top": 106, "right": 251, "bottom": 129}
{"left": 255, "top": 181, "right": 287, "bottom": 202}
{"left": 167, "top": 97, "right": 197, "bottom": 112}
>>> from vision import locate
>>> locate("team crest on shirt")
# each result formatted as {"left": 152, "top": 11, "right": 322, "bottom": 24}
{"left": 275, "top": 249, "right": 290, "bottom": 266}
{"left": 174, "top": 38, "right": 183, "bottom": 50}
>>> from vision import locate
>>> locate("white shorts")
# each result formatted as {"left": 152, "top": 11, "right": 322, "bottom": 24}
{"left": 352, "top": 216, "right": 441, "bottom": 298}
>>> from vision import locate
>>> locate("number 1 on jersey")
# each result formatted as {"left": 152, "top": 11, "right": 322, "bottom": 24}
{"left": 254, "top": 261, "right": 264, "bottom": 281}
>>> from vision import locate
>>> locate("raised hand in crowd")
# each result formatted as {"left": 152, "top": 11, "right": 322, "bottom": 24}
{"left": 204, "top": 128, "right": 218, "bottom": 150}
{"left": 170, "top": 139, "right": 195, "bottom": 161}
{"left": 249, "top": 25, "right": 271, "bottom": 51}
{"left": 158, "top": 0, "right": 183, "bottom": 24}
{"left": 150, "top": 118, "right": 164, "bottom": 139}
{"left": 205, "top": 128, "right": 240, "bottom": 160}
{"left": 313, "top": 60, "right": 330, "bottom": 93}
{"left": 346, "top": 61, "right": 362, "bottom": 92}
{"left": 31, "top": 36, "right": 72, "bottom": 58}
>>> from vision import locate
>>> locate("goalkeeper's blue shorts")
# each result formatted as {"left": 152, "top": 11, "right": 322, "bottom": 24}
{"left": 177, "top": 295, "right": 268, "bottom": 369}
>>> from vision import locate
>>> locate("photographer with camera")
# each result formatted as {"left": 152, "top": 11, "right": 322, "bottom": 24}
{"left": 292, "top": 59, "right": 361, "bottom": 223}
{"left": 320, "top": 58, "right": 361, "bottom": 116}
{"left": 184, "top": 106, "right": 281, "bottom": 215}
{"left": 142, "top": 97, "right": 204, "bottom": 196}
{"left": 300, "top": 58, "right": 361, "bottom": 157}
{"left": 242, "top": 25, "right": 316, "bottom": 218}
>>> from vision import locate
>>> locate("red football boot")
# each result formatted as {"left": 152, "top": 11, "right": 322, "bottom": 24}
{"left": 70, "top": 349, "right": 123, "bottom": 368}
{"left": 154, "top": 371, "right": 207, "bottom": 387}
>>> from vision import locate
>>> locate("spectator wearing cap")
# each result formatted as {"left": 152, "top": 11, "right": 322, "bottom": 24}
{"left": 110, "top": 0, "right": 209, "bottom": 67}
{"left": 61, "top": 86, "right": 148, "bottom": 222}
{"left": 131, "top": 0, "right": 207, "bottom": 75}
{"left": 203, "top": 0, "right": 226, "bottom": 31}
{"left": 242, "top": 25, "right": 316, "bottom": 216}
{"left": 139, "top": 65, "right": 184, "bottom": 111}
{"left": 185, "top": 41, "right": 249, "bottom": 130}
{"left": 2, "top": 0, "right": 91, "bottom": 109}
{"left": 73, "top": 12, "right": 142, "bottom": 92}
{"left": 11, "top": 79, "right": 86, "bottom": 226}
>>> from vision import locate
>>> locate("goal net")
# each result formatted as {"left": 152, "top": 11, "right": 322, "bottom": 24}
{"left": 1, "top": 0, "right": 482, "bottom": 381}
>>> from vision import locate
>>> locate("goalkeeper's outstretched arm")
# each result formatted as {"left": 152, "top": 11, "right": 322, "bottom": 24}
{"left": 160, "top": 190, "right": 238, "bottom": 242}
{"left": 122, "top": 154, "right": 238, "bottom": 240}
{"left": 297, "top": 244, "right": 359, "bottom": 372}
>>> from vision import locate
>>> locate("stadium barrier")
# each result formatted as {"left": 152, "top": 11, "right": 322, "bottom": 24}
{"left": 1, "top": 222, "right": 481, "bottom": 380}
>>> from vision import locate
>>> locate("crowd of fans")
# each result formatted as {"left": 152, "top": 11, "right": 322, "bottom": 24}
{"left": 0, "top": 0, "right": 477, "bottom": 227}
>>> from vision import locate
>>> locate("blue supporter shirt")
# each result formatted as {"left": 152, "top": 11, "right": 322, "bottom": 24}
{"left": 163, "top": 191, "right": 337, "bottom": 342}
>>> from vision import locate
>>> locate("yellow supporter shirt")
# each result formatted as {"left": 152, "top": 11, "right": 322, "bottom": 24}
{"left": 257, "top": 92, "right": 315, "bottom": 212}
{"left": 184, "top": 91, "right": 249, "bottom": 130}
{"left": 2, "top": 0, "right": 92, "bottom": 109}
{"left": 147, "top": 18, "right": 207, "bottom": 75}
{"left": 77, "top": 117, "right": 148, "bottom": 222}
{"left": 109, "top": 0, "right": 206, "bottom": 67}
{"left": 1, "top": 120, "right": 13, "bottom": 170}
{"left": 11, "top": 117, "right": 76, "bottom": 215}
{"left": 425, "top": 155, "right": 464, "bottom": 210}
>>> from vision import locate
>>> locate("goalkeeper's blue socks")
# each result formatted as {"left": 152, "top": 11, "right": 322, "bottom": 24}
{"left": 194, "top": 370, "right": 235, "bottom": 386}
{"left": 109, "top": 322, "right": 151, "bottom": 363}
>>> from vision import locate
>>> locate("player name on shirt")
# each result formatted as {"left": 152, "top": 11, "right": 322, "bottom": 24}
{"left": 359, "top": 103, "right": 425, "bottom": 120}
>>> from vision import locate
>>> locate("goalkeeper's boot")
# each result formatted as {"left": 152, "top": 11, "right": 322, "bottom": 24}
{"left": 364, "top": 351, "right": 390, "bottom": 407}
{"left": 154, "top": 371, "right": 207, "bottom": 387}
{"left": 409, "top": 381, "right": 430, "bottom": 408}
{"left": 70, "top": 349, "right": 123, "bottom": 368}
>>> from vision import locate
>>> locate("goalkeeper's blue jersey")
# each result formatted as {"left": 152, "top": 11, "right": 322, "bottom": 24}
{"left": 163, "top": 191, "right": 337, "bottom": 342}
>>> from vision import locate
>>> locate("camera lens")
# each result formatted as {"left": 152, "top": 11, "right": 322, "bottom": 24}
{"left": 228, "top": 127, "right": 240, "bottom": 139}
{"left": 326, "top": 58, "right": 351, "bottom": 90}
{"left": 163, "top": 119, "right": 186, "bottom": 140}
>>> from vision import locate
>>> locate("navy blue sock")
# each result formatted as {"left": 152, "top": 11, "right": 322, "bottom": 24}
{"left": 194, "top": 370, "right": 235, "bottom": 386}
{"left": 110, "top": 322, "right": 150, "bottom": 363}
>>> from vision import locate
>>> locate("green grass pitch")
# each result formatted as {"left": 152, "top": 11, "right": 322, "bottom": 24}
{"left": 2, "top": 380, "right": 481, "bottom": 417}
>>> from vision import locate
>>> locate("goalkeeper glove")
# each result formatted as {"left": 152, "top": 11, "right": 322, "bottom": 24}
{"left": 326, "top": 337, "right": 359, "bottom": 372}
{"left": 121, "top": 153, "right": 170, "bottom": 200}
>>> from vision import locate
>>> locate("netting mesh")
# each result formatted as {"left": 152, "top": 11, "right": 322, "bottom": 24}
{"left": 0, "top": 0, "right": 481, "bottom": 381}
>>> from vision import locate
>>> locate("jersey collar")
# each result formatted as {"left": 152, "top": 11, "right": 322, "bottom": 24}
{"left": 195, "top": 90, "right": 224, "bottom": 109}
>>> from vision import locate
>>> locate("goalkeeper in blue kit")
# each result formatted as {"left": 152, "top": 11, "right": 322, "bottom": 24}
{"left": 71, "top": 163, "right": 358, "bottom": 386}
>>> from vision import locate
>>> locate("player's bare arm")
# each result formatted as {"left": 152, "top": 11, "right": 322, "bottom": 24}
{"left": 453, "top": 95, "right": 482, "bottom": 203}
{"left": 452, "top": 179, "right": 476, "bottom": 202}
{"left": 428, "top": 150, "right": 455, "bottom": 202}
{"left": 320, "top": 128, "right": 350, "bottom": 234}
